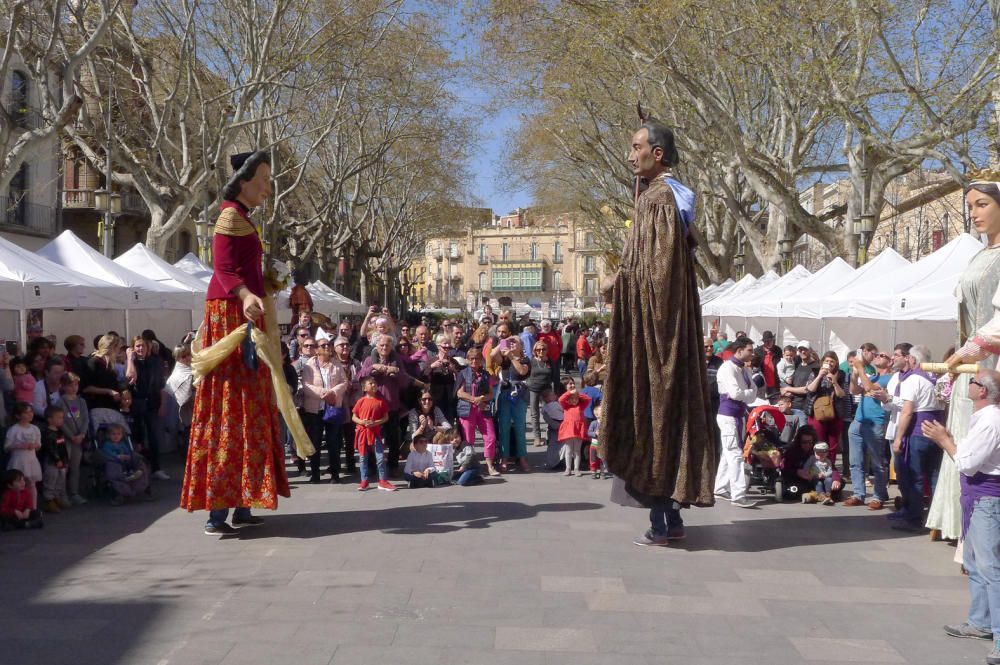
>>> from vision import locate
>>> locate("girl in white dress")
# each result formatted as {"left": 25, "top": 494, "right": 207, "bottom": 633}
{"left": 4, "top": 402, "right": 42, "bottom": 509}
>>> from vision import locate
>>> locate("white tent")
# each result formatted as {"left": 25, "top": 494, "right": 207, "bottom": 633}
{"left": 805, "top": 248, "right": 910, "bottom": 319}
{"left": 307, "top": 281, "right": 366, "bottom": 315}
{"left": 173, "top": 252, "right": 213, "bottom": 284}
{"left": 703, "top": 274, "right": 757, "bottom": 317}
{"left": 0, "top": 234, "right": 136, "bottom": 345}
{"left": 115, "top": 243, "right": 209, "bottom": 328}
{"left": 38, "top": 231, "right": 195, "bottom": 343}
{"left": 699, "top": 279, "right": 734, "bottom": 303}
{"left": 730, "top": 266, "right": 811, "bottom": 318}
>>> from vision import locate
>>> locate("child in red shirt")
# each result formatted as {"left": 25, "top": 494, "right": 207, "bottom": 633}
{"left": 558, "top": 377, "right": 591, "bottom": 476}
{"left": 1, "top": 469, "right": 43, "bottom": 530}
{"left": 352, "top": 377, "right": 396, "bottom": 492}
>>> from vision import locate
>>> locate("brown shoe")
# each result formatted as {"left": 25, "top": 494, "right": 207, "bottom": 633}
{"left": 842, "top": 497, "right": 864, "bottom": 507}
{"left": 867, "top": 499, "right": 884, "bottom": 511}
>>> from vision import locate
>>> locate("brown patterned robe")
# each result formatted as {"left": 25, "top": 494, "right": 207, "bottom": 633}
{"left": 600, "top": 178, "right": 717, "bottom": 507}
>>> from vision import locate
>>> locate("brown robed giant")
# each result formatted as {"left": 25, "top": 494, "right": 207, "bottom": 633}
{"left": 601, "top": 177, "right": 717, "bottom": 508}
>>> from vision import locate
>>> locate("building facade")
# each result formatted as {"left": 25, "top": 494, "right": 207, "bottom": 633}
{"left": 421, "top": 208, "right": 610, "bottom": 316}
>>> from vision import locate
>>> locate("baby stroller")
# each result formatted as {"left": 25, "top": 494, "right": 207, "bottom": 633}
{"left": 741, "top": 405, "right": 788, "bottom": 502}
{"left": 89, "top": 409, "right": 151, "bottom": 502}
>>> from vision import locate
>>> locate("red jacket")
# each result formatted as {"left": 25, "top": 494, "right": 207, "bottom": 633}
{"left": 205, "top": 201, "right": 266, "bottom": 301}
{"left": 536, "top": 331, "right": 562, "bottom": 362}
{"left": 558, "top": 392, "right": 591, "bottom": 442}
{"left": 1, "top": 487, "right": 33, "bottom": 517}
{"left": 576, "top": 335, "right": 593, "bottom": 361}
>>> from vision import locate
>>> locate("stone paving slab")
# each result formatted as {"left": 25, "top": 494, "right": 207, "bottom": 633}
{"left": 0, "top": 451, "right": 991, "bottom": 665}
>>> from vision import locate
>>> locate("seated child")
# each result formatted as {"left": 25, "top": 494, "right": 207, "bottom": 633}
{"left": 0, "top": 469, "right": 43, "bottom": 530}
{"left": 540, "top": 388, "right": 564, "bottom": 470}
{"left": 403, "top": 434, "right": 436, "bottom": 489}
{"left": 800, "top": 441, "right": 838, "bottom": 505}
{"left": 40, "top": 405, "right": 71, "bottom": 512}
{"left": 587, "top": 405, "right": 608, "bottom": 479}
{"left": 100, "top": 423, "right": 150, "bottom": 505}
{"left": 445, "top": 429, "right": 482, "bottom": 486}
{"left": 557, "top": 377, "right": 591, "bottom": 476}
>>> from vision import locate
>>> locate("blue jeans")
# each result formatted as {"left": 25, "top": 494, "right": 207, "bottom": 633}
{"left": 649, "top": 501, "right": 683, "bottom": 537}
{"left": 497, "top": 394, "right": 528, "bottom": 459}
{"left": 360, "top": 437, "right": 386, "bottom": 483}
{"left": 206, "top": 506, "right": 251, "bottom": 528}
{"left": 894, "top": 434, "right": 942, "bottom": 524}
{"left": 454, "top": 468, "right": 483, "bottom": 486}
{"left": 577, "top": 360, "right": 588, "bottom": 376}
{"left": 847, "top": 420, "right": 888, "bottom": 502}
{"left": 814, "top": 476, "right": 834, "bottom": 494}
{"left": 966, "top": 496, "right": 1000, "bottom": 636}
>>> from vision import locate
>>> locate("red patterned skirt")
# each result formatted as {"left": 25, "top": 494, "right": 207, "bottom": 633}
{"left": 180, "top": 299, "right": 290, "bottom": 511}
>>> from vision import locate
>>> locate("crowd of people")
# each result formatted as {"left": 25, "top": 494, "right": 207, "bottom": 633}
{"left": 0, "top": 304, "right": 612, "bottom": 529}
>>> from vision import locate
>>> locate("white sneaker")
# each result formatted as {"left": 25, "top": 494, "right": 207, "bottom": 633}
{"left": 70, "top": 494, "right": 87, "bottom": 505}
{"left": 732, "top": 497, "right": 760, "bottom": 508}
{"left": 152, "top": 470, "right": 171, "bottom": 481}
{"left": 714, "top": 491, "right": 731, "bottom": 501}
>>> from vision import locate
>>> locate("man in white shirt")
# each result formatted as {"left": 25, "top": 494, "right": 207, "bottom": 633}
{"left": 922, "top": 370, "right": 1000, "bottom": 664}
{"left": 713, "top": 337, "right": 759, "bottom": 508}
{"left": 885, "top": 345, "right": 943, "bottom": 530}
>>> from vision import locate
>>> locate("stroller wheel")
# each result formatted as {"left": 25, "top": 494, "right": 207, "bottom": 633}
{"left": 773, "top": 479, "right": 784, "bottom": 503}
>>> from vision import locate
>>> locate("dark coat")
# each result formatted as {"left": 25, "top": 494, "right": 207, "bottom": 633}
{"left": 600, "top": 178, "right": 717, "bottom": 507}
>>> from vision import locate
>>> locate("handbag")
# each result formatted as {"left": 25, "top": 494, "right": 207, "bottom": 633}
{"left": 812, "top": 394, "right": 836, "bottom": 422}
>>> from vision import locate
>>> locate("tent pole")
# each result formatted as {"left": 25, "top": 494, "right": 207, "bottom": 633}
{"left": 18, "top": 309, "right": 25, "bottom": 353}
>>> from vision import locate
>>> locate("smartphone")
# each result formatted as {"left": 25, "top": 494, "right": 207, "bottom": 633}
{"left": 4, "top": 340, "right": 16, "bottom": 355}
{"left": 498, "top": 337, "right": 513, "bottom": 352}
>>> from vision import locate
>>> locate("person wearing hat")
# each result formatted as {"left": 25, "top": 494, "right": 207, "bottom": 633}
{"left": 754, "top": 331, "right": 782, "bottom": 402}
{"left": 801, "top": 440, "right": 838, "bottom": 505}
{"left": 781, "top": 341, "right": 821, "bottom": 414}
{"left": 181, "top": 150, "right": 299, "bottom": 536}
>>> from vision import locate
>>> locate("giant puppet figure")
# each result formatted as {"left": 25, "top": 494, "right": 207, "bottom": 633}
{"left": 600, "top": 106, "right": 717, "bottom": 547}
{"left": 181, "top": 151, "right": 313, "bottom": 535}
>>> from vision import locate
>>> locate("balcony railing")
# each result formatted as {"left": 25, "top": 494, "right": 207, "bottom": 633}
{"left": 122, "top": 190, "right": 146, "bottom": 213}
{"left": 478, "top": 257, "right": 488, "bottom": 265}
{"left": 62, "top": 188, "right": 147, "bottom": 214}
{"left": 5, "top": 100, "right": 42, "bottom": 130}
{"left": 0, "top": 195, "right": 57, "bottom": 235}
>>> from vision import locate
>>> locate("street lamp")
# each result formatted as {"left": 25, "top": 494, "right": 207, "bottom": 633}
{"left": 778, "top": 237, "right": 794, "bottom": 275}
{"left": 856, "top": 214, "right": 875, "bottom": 265}
{"left": 733, "top": 252, "right": 745, "bottom": 278}
{"left": 95, "top": 187, "right": 121, "bottom": 257}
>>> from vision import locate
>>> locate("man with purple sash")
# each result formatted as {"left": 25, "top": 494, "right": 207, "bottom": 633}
{"left": 888, "top": 345, "right": 944, "bottom": 531}
{"left": 713, "top": 338, "right": 760, "bottom": 508}
{"left": 922, "top": 369, "right": 1000, "bottom": 664}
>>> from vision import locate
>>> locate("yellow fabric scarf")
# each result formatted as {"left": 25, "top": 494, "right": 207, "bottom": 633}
{"left": 191, "top": 289, "right": 315, "bottom": 459}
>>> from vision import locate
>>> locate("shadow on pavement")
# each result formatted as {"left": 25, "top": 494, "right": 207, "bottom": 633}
{"left": 674, "top": 512, "right": 917, "bottom": 552}
{"left": 234, "top": 500, "right": 604, "bottom": 539}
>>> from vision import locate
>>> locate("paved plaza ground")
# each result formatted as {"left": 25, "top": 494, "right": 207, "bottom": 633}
{"left": 0, "top": 449, "right": 990, "bottom": 665}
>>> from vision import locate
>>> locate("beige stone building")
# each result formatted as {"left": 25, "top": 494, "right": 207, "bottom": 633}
{"left": 419, "top": 208, "right": 611, "bottom": 316}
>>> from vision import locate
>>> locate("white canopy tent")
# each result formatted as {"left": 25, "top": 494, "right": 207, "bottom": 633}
{"left": 703, "top": 273, "right": 757, "bottom": 317}
{"left": 0, "top": 234, "right": 137, "bottom": 345}
{"left": 699, "top": 279, "right": 734, "bottom": 302}
{"left": 307, "top": 281, "right": 366, "bottom": 315}
{"left": 173, "top": 253, "right": 213, "bottom": 284}
{"left": 38, "top": 231, "right": 195, "bottom": 344}
{"left": 115, "top": 243, "right": 209, "bottom": 329}
{"left": 725, "top": 266, "right": 812, "bottom": 341}
{"left": 708, "top": 271, "right": 780, "bottom": 339}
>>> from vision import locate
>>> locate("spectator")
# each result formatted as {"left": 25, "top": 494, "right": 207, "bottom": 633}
{"left": 359, "top": 335, "right": 414, "bottom": 475}
{"left": 164, "top": 344, "right": 194, "bottom": 453}
{"left": 576, "top": 330, "right": 593, "bottom": 376}
{"left": 580, "top": 371, "right": 603, "bottom": 421}
{"left": 1, "top": 469, "right": 42, "bottom": 530}
{"left": 800, "top": 441, "right": 838, "bottom": 505}
{"left": 338, "top": 321, "right": 356, "bottom": 347}
{"left": 403, "top": 434, "right": 436, "bottom": 488}
{"left": 704, "top": 337, "right": 723, "bottom": 416}
{"left": 82, "top": 334, "right": 124, "bottom": 415}
{"left": 4, "top": 403, "right": 41, "bottom": 512}
{"left": 921, "top": 369, "right": 1000, "bottom": 660}
{"left": 408, "top": 391, "right": 452, "bottom": 443}
{"left": 712, "top": 331, "right": 729, "bottom": 356}
{"left": 776, "top": 345, "right": 797, "bottom": 388}
{"left": 426, "top": 335, "right": 458, "bottom": 425}
{"left": 352, "top": 376, "right": 396, "bottom": 492}
{"left": 588, "top": 404, "right": 607, "bottom": 479}
{"left": 520, "top": 324, "right": 537, "bottom": 360}
{"left": 586, "top": 340, "right": 608, "bottom": 385}
{"left": 540, "top": 388, "right": 564, "bottom": 470}
{"left": 288, "top": 313, "right": 316, "bottom": 361}
{"left": 781, "top": 425, "right": 819, "bottom": 499}
{"left": 300, "top": 339, "right": 348, "bottom": 484}
{"left": 714, "top": 337, "right": 760, "bottom": 508}
{"left": 775, "top": 394, "right": 807, "bottom": 445}
{"left": 62, "top": 335, "right": 89, "bottom": 378}
{"left": 100, "top": 422, "right": 150, "bottom": 504}
{"left": 32, "top": 357, "right": 65, "bottom": 419}
{"left": 455, "top": 348, "right": 498, "bottom": 476}
{"left": 495, "top": 336, "right": 530, "bottom": 473}
{"left": 445, "top": 429, "right": 483, "bottom": 486}
{"left": 55, "top": 373, "right": 89, "bottom": 506}
{"left": 803, "top": 351, "right": 846, "bottom": 463}
{"left": 536, "top": 320, "right": 562, "bottom": 393}
{"left": 527, "top": 341, "right": 553, "bottom": 447}
{"left": 12, "top": 356, "right": 34, "bottom": 406}
{"left": 843, "top": 349, "right": 892, "bottom": 509}
{"left": 557, "top": 376, "right": 590, "bottom": 476}
{"left": 754, "top": 331, "right": 782, "bottom": 402}
{"left": 886, "top": 344, "right": 943, "bottom": 531}
{"left": 780, "top": 342, "right": 820, "bottom": 418}
{"left": 331, "top": 336, "right": 362, "bottom": 476}
{"left": 0, "top": 349, "right": 13, "bottom": 428}
{"left": 39, "top": 405, "right": 70, "bottom": 512}
{"left": 126, "top": 335, "right": 168, "bottom": 480}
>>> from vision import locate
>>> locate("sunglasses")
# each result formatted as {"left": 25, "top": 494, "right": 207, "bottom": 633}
{"left": 297, "top": 333, "right": 309, "bottom": 337}
{"left": 971, "top": 379, "right": 983, "bottom": 388}
{"left": 302, "top": 344, "right": 316, "bottom": 348}
{"left": 318, "top": 343, "right": 329, "bottom": 348}
{"left": 876, "top": 353, "right": 890, "bottom": 359}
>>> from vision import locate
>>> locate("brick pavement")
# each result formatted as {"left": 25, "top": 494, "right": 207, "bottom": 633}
{"left": 0, "top": 450, "right": 989, "bottom": 665}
